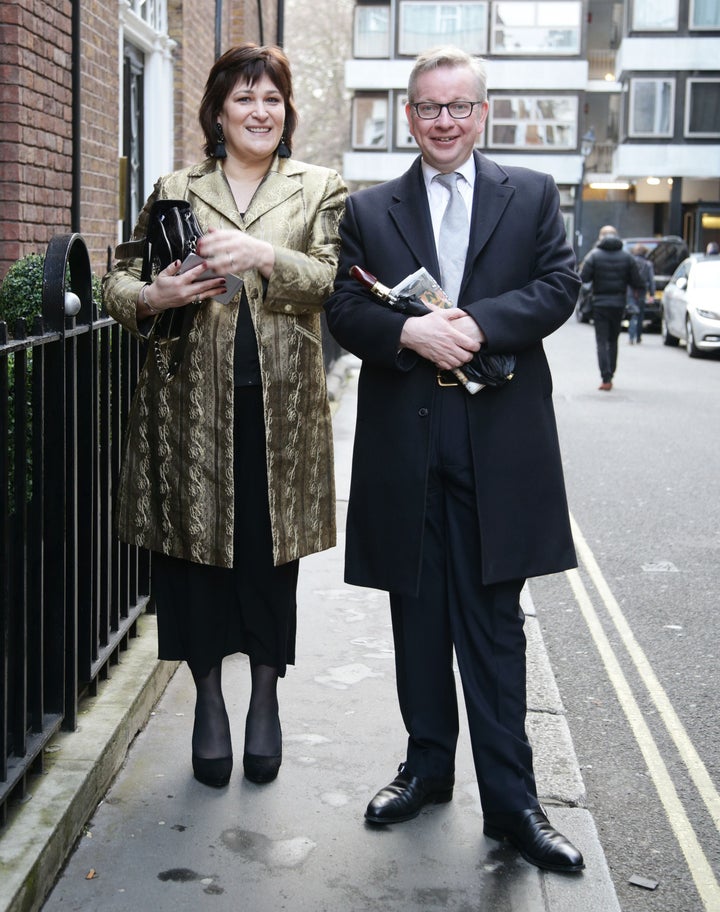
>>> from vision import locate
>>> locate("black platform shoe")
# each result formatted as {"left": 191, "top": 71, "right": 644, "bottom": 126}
{"left": 243, "top": 714, "right": 282, "bottom": 784}
{"left": 192, "top": 753, "right": 233, "bottom": 788}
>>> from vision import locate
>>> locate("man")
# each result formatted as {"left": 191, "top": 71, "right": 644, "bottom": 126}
{"left": 325, "top": 47, "right": 583, "bottom": 873}
{"left": 580, "top": 226, "right": 643, "bottom": 388}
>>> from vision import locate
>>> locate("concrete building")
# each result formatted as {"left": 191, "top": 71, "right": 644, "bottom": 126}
{"left": 342, "top": 0, "right": 720, "bottom": 258}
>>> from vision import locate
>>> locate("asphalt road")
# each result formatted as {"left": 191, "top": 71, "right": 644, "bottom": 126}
{"left": 532, "top": 317, "right": 720, "bottom": 912}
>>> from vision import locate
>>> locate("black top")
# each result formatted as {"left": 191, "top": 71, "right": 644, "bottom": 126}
{"left": 233, "top": 289, "right": 261, "bottom": 386}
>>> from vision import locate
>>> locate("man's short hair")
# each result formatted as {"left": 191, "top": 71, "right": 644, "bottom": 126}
{"left": 408, "top": 46, "right": 487, "bottom": 104}
{"left": 598, "top": 225, "right": 619, "bottom": 240}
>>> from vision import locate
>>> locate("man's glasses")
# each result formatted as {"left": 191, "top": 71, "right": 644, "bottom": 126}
{"left": 410, "top": 101, "right": 483, "bottom": 120}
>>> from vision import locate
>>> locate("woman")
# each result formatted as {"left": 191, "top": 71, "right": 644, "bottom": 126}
{"left": 103, "top": 44, "right": 346, "bottom": 788}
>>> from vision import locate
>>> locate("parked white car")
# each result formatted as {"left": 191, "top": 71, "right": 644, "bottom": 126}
{"left": 661, "top": 255, "right": 720, "bottom": 357}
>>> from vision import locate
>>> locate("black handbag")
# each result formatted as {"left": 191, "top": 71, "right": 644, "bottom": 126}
{"left": 140, "top": 199, "right": 204, "bottom": 342}
{"left": 115, "top": 199, "right": 204, "bottom": 379}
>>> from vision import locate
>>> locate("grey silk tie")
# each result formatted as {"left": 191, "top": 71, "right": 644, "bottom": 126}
{"left": 434, "top": 171, "right": 469, "bottom": 306}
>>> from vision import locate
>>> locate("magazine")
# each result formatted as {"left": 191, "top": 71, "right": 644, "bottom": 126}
{"left": 391, "top": 267, "right": 454, "bottom": 309}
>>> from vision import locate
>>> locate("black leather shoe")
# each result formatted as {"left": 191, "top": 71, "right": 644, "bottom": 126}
{"left": 192, "top": 754, "right": 233, "bottom": 788}
{"left": 483, "top": 807, "right": 584, "bottom": 872}
{"left": 365, "top": 764, "right": 454, "bottom": 825}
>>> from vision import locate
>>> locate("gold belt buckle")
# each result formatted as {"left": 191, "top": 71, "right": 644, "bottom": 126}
{"left": 437, "top": 370, "right": 459, "bottom": 387}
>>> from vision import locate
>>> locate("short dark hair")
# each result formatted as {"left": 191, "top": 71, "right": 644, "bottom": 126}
{"left": 198, "top": 44, "right": 298, "bottom": 158}
{"left": 407, "top": 46, "right": 487, "bottom": 104}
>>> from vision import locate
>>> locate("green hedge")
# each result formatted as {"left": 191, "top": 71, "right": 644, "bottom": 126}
{"left": 0, "top": 253, "right": 103, "bottom": 335}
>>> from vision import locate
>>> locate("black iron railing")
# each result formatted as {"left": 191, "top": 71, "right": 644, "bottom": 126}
{"left": 0, "top": 234, "right": 150, "bottom": 825}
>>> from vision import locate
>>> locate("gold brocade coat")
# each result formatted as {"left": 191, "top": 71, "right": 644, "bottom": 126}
{"left": 103, "top": 156, "right": 346, "bottom": 568}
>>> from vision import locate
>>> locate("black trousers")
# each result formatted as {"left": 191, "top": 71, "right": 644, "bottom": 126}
{"left": 592, "top": 304, "right": 625, "bottom": 382}
{"left": 389, "top": 384, "right": 538, "bottom": 813}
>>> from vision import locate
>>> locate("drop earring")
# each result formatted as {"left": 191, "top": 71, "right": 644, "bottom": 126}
{"left": 214, "top": 122, "right": 227, "bottom": 159}
{"left": 277, "top": 132, "right": 290, "bottom": 158}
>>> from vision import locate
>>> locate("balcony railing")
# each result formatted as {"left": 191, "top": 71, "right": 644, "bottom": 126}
{"left": 587, "top": 49, "right": 617, "bottom": 81}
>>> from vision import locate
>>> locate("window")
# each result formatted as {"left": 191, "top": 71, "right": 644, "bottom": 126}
{"left": 631, "top": 0, "right": 678, "bottom": 30}
{"left": 128, "top": 0, "right": 167, "bottom": 32}
{"left": 122, "top": 46, "right": 144, "bottom": 240}
{"left": 492, "top": 2, "right": 581, "bottom": 55}
{"left": 629, "top": 79, "right": 674, "bottom": 137}
{"left": 354, "top": 6, "right": 391, "bottom": 57}
{"left": 690, "top": 0, "right": 720, "bottom": 28}
{"left": 352, "top": 94, "right": 388, "bottom": 149}
{"left": 685, "top": 79, "right": 720, "bottom": 137}
{"left": 488, "top": 95, "right": 577, "bottom": 149}
{"left": 399, "top": 2, "right": 488, "bottom": 55}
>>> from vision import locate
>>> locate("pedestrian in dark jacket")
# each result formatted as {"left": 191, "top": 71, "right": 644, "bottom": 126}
{"left": 580, "top": 226, "right": 644, "bottom": 390}
{"left": 627, "top": 244, "right": 655, "bottom": 344}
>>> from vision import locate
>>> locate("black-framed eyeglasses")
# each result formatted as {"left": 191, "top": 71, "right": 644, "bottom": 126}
{"left": 410, "top": 101, "right": 483, "bottom": 120}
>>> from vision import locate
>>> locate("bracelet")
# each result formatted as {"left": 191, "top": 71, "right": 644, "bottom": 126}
{"left": 140, "top": 283, "right": 161, "bottom": 314}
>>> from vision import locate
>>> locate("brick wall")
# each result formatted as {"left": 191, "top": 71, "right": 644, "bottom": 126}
{"left": 80, "top": 0, "right": 122, "bottom": 276}
{"left": 0, "top": 0, "right": 74, "bottom": 277}
{"left": 169, "top": 0, "right": 217, "bottom": 170}
{"left": 169, "top": 0, "right": 270, "bottom": 171}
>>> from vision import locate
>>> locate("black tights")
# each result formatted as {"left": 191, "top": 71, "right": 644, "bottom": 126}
{"left": 189, "top": 661, "right": 280, "bottom": 759}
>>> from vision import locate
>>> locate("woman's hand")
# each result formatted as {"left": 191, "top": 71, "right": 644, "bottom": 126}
{"left": 138, "top": 259, "right": 227, "bottom": 319}
{"left": 197, "top": 228, "right": 275, "bottom": 279}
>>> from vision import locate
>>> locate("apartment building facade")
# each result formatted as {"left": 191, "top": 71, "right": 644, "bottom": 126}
{"left": 0, "top": 0, "right": 281, "bottom": 280}
{"left": 343, "top": 0, "right": 720, "bottom": 259}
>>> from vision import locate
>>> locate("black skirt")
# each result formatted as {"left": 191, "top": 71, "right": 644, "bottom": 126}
{"left": 152, "top": 386, "right": 299, "bottom": 677}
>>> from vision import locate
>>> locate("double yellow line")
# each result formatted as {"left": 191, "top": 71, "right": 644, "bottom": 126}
{"left": 568, "top": 515, "right": 720, "bottom": 909}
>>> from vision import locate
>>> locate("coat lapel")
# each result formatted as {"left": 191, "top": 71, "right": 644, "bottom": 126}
{"left": 388, "top": 158, "right": 439, "bottom": 277}
{"left": 388, "top": 154, "right": 516, "bottom": 301}
{"left": 463, "top": 152, "right": 515, "bottom": 289}
{"left": 243, "top": 162, "right": 303, "bottom": 228}
{"left": 187, "top": 157, "right": 303, "bottom": 231}
{"left": 186, "top": 163, "right": 242, "bottom": 228}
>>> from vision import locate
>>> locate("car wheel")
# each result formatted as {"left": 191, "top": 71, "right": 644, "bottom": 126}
{"left": 685, "top": 315, "right": 702, "bottom": 358}
{"left": 661, "top": 312, "right": 679, "bottom": 347}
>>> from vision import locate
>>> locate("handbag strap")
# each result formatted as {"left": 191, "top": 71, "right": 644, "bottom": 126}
{"left": 114, "top": 238, "right": 146, "bottom": 260}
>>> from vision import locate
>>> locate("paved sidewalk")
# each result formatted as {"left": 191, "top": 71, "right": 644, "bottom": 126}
{"left": 1, "top": 356, "right": 621, "bottom": 912}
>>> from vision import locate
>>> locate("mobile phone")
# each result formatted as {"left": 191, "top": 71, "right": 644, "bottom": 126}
{"left": 179, "top": 253, "right": 243, "bottom": 305}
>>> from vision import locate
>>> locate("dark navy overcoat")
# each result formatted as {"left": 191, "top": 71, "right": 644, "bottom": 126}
{"left": 325, "top": 151, "right": 580, "bottom": 596}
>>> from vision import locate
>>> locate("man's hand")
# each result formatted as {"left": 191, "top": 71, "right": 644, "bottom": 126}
{"left": 399, "top": 308, "right": 484, "bottom": 370}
